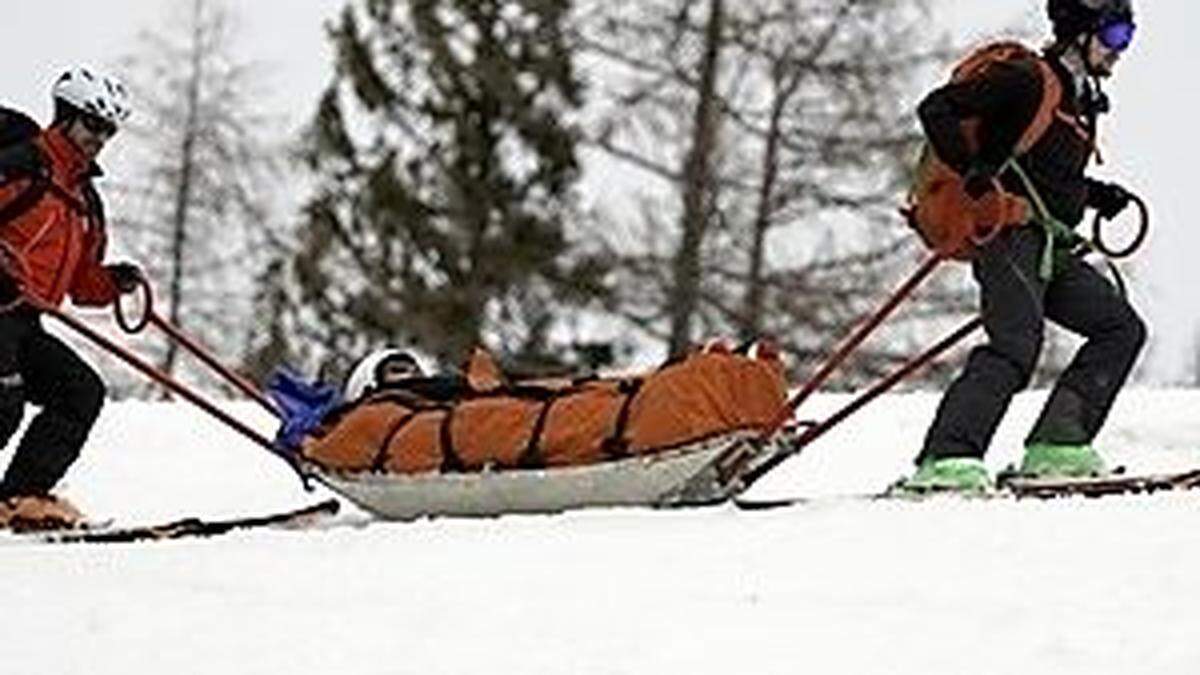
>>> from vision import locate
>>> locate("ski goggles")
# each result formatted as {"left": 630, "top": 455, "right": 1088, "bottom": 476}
{"left": 1096, "top": 19, "right": 1136, "bottom": 53}
{"left": 79, "top": 113, "right": 118, "bottom": 140}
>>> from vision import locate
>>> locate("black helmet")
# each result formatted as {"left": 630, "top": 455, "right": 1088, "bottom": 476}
{"left": 1047, "top": 0, "right": 1134, "bottom": 42}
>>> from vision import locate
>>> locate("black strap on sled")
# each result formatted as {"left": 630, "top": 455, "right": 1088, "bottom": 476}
{"left": 601, "top": 379, "right": 643, "bottom": 460}
{"left": 439, "top": 406, "right": 465, "bottom": 472}
{"left": 518, "top": 396, "right": 560, "bottom": 469}
{"left": 371, "top": 411, "right": 419, "bottom": 473}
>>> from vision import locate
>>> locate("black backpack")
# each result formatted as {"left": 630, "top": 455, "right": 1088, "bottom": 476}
{"left": 0, "top": 106, "right": 104, "bottom": 227}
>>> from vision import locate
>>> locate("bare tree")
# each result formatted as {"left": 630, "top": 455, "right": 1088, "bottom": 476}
{"left": 111, "top": 0, "right": 279, "bottom": 390}
{"left": 579, "top": 0, "right": 958, "bottom": 384}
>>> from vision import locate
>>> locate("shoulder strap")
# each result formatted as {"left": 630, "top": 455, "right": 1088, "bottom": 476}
{"left": 1014, "top": 58, "right": 1064, "bottom": 156}
{"left": 0, "top": 177, "right": 49, "bottom": 225}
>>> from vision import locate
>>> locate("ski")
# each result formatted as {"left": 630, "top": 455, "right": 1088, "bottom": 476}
{"left": 32, "top": 499, "right": 340, "bottom": 544}
{"left": 733, "top": 467, "right": 1200, "bottom": 509}
{"left": 998, "top": 469, "right": 1200, "bottom": 499}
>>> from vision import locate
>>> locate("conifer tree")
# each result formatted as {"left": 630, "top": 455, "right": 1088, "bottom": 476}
{"left": 295, "top": 0, "right": 607, "bottom": 370}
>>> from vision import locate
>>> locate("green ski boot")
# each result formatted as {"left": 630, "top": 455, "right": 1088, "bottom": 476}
{"left": 1018, "top": 443, "right": 1107, "bottom": 479}
{"left": 891, "top": 457, "right": 992, "bottom": 496}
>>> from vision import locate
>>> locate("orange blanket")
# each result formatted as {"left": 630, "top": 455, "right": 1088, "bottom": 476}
{"left": 302, "top": 347, "right": 787, "bottom": 474}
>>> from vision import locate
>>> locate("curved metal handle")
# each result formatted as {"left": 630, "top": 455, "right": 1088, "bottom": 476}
{"left": 1092, "top": 193, "right": 1149, "bottom": 259}
{"left": 114, "top": 276, "right": 153, "bottom": 334}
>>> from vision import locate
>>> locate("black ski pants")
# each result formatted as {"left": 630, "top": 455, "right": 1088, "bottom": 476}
{"left": 0, "top": 307, "right": 105, "bottom": 499}
{"left": 919, "top": 226, "right": 1147, "bottom": 464}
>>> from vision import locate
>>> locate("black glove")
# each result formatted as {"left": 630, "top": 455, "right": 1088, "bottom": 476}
{"left": 105, "top": 262, "right": 144, "bottom": 294}
{"left": 1087, "top": 180, "right": 1132, "bottom": 220}
{"left": 962, "top": 162, "right": 999, "bottom": 200}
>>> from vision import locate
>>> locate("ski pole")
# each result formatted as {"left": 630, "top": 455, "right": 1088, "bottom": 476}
{"left": 114, "top": 277, "right": 282, "bottom": 420}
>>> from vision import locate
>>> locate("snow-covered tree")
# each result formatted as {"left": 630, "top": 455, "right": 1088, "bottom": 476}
{"left": 112, "top": 0, "right": 280, "bottom": 390}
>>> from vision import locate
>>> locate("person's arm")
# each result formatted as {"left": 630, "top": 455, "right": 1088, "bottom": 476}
{"left": 67, "top": 228, "right": 119, "bottom": 307}
{"left": 916, "top": 60, "right": 1044, "bottom": 176}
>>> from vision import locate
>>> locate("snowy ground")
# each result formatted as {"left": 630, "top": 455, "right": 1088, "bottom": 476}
{"left": 3, "top": 388, "right": 1199, "bottom": 675}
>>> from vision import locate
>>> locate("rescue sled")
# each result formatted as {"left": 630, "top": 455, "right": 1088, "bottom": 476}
{"left": 286, "top": 343, "right": 793, "bottom": 519}
{"left": 306, "top": 431, "right": 791, "bottom": 520}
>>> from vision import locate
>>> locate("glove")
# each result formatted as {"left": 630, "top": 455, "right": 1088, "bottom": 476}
{"left": 1088, "top": 180, "right": 1132, "bottom": 220}
{"left": 961, "top": 162, "right": 999, "bottom": 201}
{"left": 105, "top": 262, "right": 144, "bottom": 294}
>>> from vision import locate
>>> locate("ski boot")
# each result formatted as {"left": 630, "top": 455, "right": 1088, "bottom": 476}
{"left": 1015, "top": 443, "right": 1108, "bottom": 479}
{"left": 890, "top": 456, "right": 992, "bottom": 497}
{"left": 0, "top": 494, "right": 87, "bottom": 533}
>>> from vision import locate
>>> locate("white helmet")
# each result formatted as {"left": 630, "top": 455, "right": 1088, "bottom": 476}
{"left": 344, "top": 348, "right": 426, "bottom": 401}
{"left": 51, "top": 67, "right": 132, "bottom": 126}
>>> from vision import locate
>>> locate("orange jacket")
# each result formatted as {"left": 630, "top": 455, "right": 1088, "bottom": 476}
{"left": 0, "top": 127, "right": 117, "bottom": 308}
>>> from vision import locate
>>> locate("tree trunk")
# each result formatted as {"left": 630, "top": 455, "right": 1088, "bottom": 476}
{"left": 160, "top": 0, "right": 204, "bottom": 380}
{"left": 742, "top": 82, "right": 788, "bottom": 340}
{"left": 667, "top": 0, "right": 724, "bottom": 356}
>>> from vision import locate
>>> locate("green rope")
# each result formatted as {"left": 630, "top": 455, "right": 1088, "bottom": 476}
{"left": 1001, "top": 158, "right": 1080, "bottom": 280}
{"left": 999, "top": 158, "right": 1128, "bottom": 297}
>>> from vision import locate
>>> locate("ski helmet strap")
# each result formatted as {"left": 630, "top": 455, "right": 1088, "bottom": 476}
{"left": 1081, "top": 76, "right": 1109, "bottom": 164}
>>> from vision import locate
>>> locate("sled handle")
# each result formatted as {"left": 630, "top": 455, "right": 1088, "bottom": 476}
{"left": 40, "top": 300, "right": 309, "bottom": 486}
{"left": 112, "top": 277, "right": 282, "bottom": 420}
{"left": 114, "top": 275, "right": 153, "bottom": 334}
{"left": 1092, "top": 192, "right": 1149, "bottom": 260}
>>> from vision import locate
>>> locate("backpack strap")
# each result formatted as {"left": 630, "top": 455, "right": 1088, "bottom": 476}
{"left": 1014, "top": 59, "right": 1065, "bottom": 156}
{"left": 0, "top": 177, "right": 49, "bottom": 226}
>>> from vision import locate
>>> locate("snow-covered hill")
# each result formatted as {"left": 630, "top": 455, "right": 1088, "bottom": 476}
{"left": 3, "top": 389, "right": 1198, "bottom": 675}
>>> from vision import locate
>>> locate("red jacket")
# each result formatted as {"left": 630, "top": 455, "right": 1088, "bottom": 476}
{"left": 0, "top": 127, "right": 117, "bottom": 308}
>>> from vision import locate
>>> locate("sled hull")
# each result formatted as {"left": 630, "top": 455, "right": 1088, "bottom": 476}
{"left": 309, "top": 433, "right": 763, "bottom": 520}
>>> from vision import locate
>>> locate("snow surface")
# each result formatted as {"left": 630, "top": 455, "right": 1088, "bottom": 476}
{"left": 3, "top": 389, "right": 1199, "bottom": 675}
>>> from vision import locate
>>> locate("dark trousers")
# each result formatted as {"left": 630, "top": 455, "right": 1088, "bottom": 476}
{"left": 0, "top": 308, "right": 105, "bottom": 499}
{"left": 919, "top": 227, "right": 1147, "bottom": 463}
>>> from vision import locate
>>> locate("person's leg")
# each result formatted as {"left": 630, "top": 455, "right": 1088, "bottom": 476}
{"left": 1027, "top": 257, "right": 1147, "bottom": 448}
{"left": 0, "top": 323, "right": 105, "bottom": 498}
{"left": 0, "top": 311, "right": 34, "bottom": 460}
{"left": 919, "top": 227, "right": 1049, "bottom": 465}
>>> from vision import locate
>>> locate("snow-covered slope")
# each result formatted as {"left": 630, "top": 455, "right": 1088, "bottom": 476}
{"left": 3, "top": 389, "right": 1198, "bottom": 675}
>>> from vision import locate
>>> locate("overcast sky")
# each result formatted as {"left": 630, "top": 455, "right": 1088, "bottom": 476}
{"left": 2, "top": 1, "right": 1196, "bottom": 383}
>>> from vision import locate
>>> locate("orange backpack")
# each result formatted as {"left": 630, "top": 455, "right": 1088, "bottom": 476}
{"left": 905, "top": 42, "right": 1063, "bottom": 259}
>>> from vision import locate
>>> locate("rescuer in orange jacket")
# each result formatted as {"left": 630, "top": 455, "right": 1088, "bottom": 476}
{"left": 0, "top": 67, "right": 143, "bottom": 530}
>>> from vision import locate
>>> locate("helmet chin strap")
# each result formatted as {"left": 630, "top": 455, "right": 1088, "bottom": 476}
{"left": 1063, "top": 34, "right": 1111, "bottom": 122}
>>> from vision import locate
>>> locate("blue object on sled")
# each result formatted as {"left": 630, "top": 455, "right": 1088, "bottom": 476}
{"left": 266, "top": 368, "right": 343, "bottom": 451}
